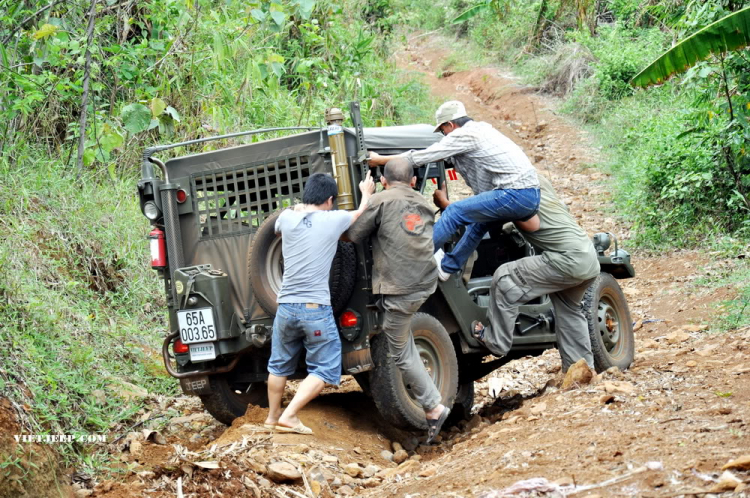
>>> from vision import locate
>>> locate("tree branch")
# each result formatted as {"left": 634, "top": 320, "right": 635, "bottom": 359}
{"left": 75, "top": 0, "right": 97, "bottom": 177}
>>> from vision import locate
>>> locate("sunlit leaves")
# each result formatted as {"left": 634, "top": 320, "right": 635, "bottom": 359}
{"left": 32, "top": 23, "right": 58, "bottom": 40}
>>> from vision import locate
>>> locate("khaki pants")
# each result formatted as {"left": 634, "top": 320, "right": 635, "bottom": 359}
{"left": 380, "top": 285, "right": 442, "bottom": 412}
{"left": 485, "top": 255, "right": 595, "bottom": 370}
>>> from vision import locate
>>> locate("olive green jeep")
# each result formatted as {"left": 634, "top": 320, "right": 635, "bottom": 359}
{"left": 137, "top": 103, "right": 635, "bottom": 430}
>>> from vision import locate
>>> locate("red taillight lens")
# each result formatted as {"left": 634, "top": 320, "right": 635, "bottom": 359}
{"left": 339, "top": 311, "right": 359, "bottom": 328}
{"left": 176, "top": 189, "right": 187, "bottom": 204}
{"left": 173, "top": 339, "right": 189, "bottom": 354}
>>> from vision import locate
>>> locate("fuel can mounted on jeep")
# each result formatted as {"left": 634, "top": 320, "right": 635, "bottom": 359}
{"left": 137, "top": 102, "right": 636, "bottom": 429}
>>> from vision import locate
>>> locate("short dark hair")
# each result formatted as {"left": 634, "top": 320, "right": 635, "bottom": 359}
{"left": 383, "top": 157, "right": 414, "bottom": 184}
{"left": 303, "top": 173, "right": 338, "bottom": 205}
{"left": 450, "top": 116, "right": 473, "bottom": 127}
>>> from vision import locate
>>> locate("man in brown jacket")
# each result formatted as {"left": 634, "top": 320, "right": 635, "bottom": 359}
{"left": 346, "top": 157, "right": 450, "bottom": 443}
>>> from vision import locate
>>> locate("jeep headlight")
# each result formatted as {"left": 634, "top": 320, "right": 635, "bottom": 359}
{"left": 593, "top": 232, "right": 611, "bottom": 254}
{"left": 143, "top": 201, "right": 161, "bottom": 220}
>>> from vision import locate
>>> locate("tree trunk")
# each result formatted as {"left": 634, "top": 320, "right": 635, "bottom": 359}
{"left": 75, "top": 0, "right": 97, "bottom": 176}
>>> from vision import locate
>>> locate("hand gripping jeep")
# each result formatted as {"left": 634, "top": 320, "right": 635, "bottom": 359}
{"left": 138, "top": 102, "right": 635, "bottom": 430}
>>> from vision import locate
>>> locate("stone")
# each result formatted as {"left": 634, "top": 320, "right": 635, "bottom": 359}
{"left": 641, "top": 339, "right": 659, "bottom": 349}
{"left": 246, "top": 457, "right": 267, "bottom": 474}
{"left": 605, "top": 366, "right": 624, "bottom": 378}
{"left": 402, "top": 436, "right": 419, "bottom": 451}
{"left": 711, "top": 470, "right": 741, "bottom": 492}
{"left": 681, "top": 324, "right": 708, "bottom": 332}
{"left": 361, "top": 478, "right": 380, "bottom": 488}
{"left": 409, "top": 454, "right": 422, "bottom": 462}
{"left": 75, "top": 490, "right": 94, "bottom": 497}
{"left": 561, "top": 359, "right": 593, "bottom": 389}
{"left": 666, "top": 331, "right": 691, "bottom": 344}
{"left": 392, "top": 441, "right": 404, "bottom": 453}
{"left": 91, "top": 389, "right": 106, "bottom": 404}
{"left": 266, "top": 462, "right": 302, "bottom": 483}
{"left": 258, "top": 478, "right": 272, "bottom": 488}
{"left": 109, "top": 380, "right": 148, "bottom": 400}
{"left": 129, "top": 440, "right": 142, "bottom": 456}
{"left": 722, "top": 454, "right": 750, "bottom": 471}
{"left": 419, "top": 467, "right": 437, "bottom": 477}
{"left": 392, "top": 449, "right": 409, "bottom": 464}
{"left": 602, "top": 381, "right": 635, "bottom": 395}
{"left": 530, "top": 402, "right": 547, "bottom": 415}
{"left": 321, "top": 454, "right": 338, "bottom": 464}
{"left": 309, "top": 480, "right": 321, "bottom": 496}
{"left": 465, "top": 414, "right": 482, "bottom": 431}
{"left": 378, "top": 459, "right": 421, "bottom": 478}
{"left": 338, "top": 485, "right": 354, "bottom": 496}
{"left": 353, "top": 446, "right": 362, "bottom": 454}
{"left": 343, "top": 463, "right": 363, "bottom": 478}
{"left": 380, "top": 450, "right": 393, "bottom": 462}
{"left": 599, "top": 394, "right": 615, "bottom": 405}
{"left": 686, "top": 360, "right": 697, "bottom": 367}
{"left": 363, "top": 465, "right": 380, "bottom": 478}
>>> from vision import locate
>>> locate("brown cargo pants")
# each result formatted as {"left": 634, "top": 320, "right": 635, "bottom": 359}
{"left": 484, "top": 255, "right": 595, "bottom": 370}
{"left": 380, "top": 285, "right": 442, "bottom": 412}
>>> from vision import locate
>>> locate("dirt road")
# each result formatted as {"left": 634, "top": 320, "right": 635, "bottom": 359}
{"left": 78, "top": 36, "right": 750, "bottom": 498}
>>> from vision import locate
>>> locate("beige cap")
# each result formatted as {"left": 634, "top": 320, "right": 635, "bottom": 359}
{"left": 434, "top": 100, "right": 467, "bottom": 132}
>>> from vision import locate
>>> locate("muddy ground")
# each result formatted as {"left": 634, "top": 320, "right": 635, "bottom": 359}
{"left": 10, "top": 35, "right": 750, "bottom": 498}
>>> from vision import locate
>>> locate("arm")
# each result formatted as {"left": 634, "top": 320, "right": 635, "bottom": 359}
{"left": 350, "top": 169, "right": 375, "bottom": 224}
{"left": 515, "top": 215, "right": 540, "bottom": 232}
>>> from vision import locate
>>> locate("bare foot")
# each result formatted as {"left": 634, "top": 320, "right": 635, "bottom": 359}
{"left": 425, "top": 403, "right": 446, "bottom": 421}
{"left": 277, "top": 415, "right": 301, "bottom": 429}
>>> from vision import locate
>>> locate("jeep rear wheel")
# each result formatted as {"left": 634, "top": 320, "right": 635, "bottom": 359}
{"left": 248, "top": 210, "right": 357, "bottom": 316}
{"left": 583, "top": 273, "right": 634, "bottom": 372}
{"left": 369, "top": 313, "right": 458, "bottom": 430}
{"left": 199, "top": 374, "right": 268, "bottom": 425}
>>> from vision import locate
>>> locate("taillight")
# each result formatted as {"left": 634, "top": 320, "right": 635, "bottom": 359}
{"left": 173, "top": 339, "right": 189, "bottom": 354}
{"left": 149, "top": 227, "right": 167, "bottom": 269}
{"left": 176, "top": 189, "right": 188, "bottom": 204}
{"left": 339, "top": 310, "right": 359, "bottom": 328}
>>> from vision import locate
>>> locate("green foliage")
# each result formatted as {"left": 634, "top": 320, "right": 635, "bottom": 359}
{"left": 631, "top": 5, "right": 750, "bottom": 88}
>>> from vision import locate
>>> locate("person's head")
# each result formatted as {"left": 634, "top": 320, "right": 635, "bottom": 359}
{"left": 433, "top": 100, "right": 473, "bottom": 135}
{"left": 302, "top": 173, "right": 338, "bottom": 208}
{"left": 381, "top": 157, "right": 416, "bottom": 189}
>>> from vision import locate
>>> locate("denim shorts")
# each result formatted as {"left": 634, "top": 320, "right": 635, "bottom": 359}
{"left": 267, "top": 303, "right": 342, "bottom": 386}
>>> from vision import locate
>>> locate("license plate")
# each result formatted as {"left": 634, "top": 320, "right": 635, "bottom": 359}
{"left": 177, "top": 308, "right": 217, "bottom": 344}
{"left": 189, "top": 342, "right": 216, "bottom": 362}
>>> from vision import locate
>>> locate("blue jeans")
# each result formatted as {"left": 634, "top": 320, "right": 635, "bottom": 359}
{"left": 433, "top": 188, "right": 540, "bottom": 274}
{"left": 267, "top": 303, "right": 342, "bottom": 386}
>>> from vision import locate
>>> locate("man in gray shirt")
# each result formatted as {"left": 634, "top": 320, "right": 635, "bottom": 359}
{"left": 265, "top": 172, "right": 374, "bottom": 434}
{"left": 369, "top": 101, "right": 540, "bottom": 282}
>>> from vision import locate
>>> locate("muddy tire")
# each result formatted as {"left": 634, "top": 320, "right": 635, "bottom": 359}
{"left": 248, "top": 210, "right": 357, "bottom": 316}
{"left": 199, "top": 374, "right": 268, "bottom": 425}
{"left": 369, "top": 313, "right": 459, "bottom": 430}
{"left": 583, "top": 273, "right": 634, "bottom": 373}
{"left": 447, "top": 381, "right": 474, "bottom": 425}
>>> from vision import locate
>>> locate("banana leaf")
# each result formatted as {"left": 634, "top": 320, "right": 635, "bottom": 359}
{"left": 630, "top": 5, "right": 750, "bottom": 88}
{"left": 452, "top": 3, "right": 489, "bottom": 24}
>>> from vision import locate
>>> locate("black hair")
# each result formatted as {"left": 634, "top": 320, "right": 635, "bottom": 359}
{"left": 383, "top": 157, "right": 414, "bottom": 184}
{"left": 302, "top": 173, "right": 338, "bottom": 205}
{"left": 450, "top": 116, "right": 474, "bottom": 127}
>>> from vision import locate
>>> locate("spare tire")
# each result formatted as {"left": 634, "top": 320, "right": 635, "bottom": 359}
{"left": 248, "top": 210, "right": 357, "bottom": 316}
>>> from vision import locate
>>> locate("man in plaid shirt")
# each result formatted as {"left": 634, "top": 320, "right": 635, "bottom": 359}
{"left": 369, "top": 101, "right": 540, "bottom": 281}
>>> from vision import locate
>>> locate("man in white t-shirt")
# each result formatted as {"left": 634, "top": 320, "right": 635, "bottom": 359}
{"left": 264, "top": 172, "right": 374, "bottom": 434}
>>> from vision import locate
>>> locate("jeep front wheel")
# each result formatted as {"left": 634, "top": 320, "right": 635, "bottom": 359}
{"left": 369, "top": 313, "right": 458, "bottom": 430}
{"left": 199, "top": 374, "right": 268, "bottom": 425}
{"left": 583, "top": 272, "right": 634, "bottom": 372}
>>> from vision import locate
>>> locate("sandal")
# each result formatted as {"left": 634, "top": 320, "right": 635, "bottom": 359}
{"left": 426, "top": 406, "right": 451, "bottom": 444}
{"left": 275, "top": 422, "right": 314, "bottom": 435}
{"left": 471, "top": 320, "right": 486, "bottom": 345}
